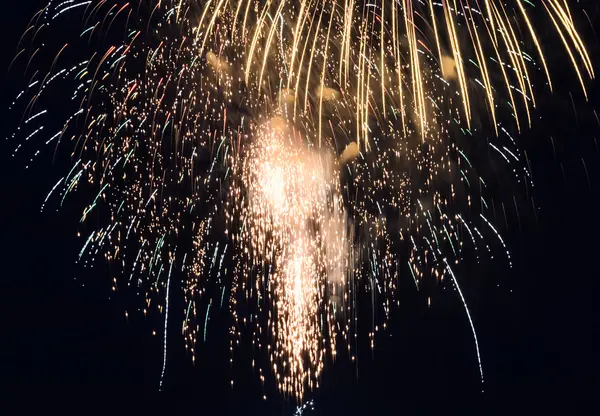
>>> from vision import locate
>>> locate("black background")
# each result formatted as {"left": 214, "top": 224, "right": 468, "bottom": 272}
{"left": 2, "top": 1, "right": 600, "bottom": 413}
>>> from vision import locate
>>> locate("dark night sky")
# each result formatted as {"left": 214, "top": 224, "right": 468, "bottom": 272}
{"left": 2, "top": 1, "right": 600, "bottom": 413}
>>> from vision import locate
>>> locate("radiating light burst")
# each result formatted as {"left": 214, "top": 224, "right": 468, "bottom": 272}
{"left": 231, "top": 118, "right": 349, "bottom": 396}
{"left": 9, "top": 0, "right": 593, "bottom": 400}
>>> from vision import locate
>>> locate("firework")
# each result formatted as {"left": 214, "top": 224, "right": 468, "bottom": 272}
{"left": 9, "top": 0, "right": 592, "bottom": 400}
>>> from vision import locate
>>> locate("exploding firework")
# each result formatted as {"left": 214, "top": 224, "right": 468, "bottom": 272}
{"left": 8, "top": 0, "right": 593, "bottom": 400}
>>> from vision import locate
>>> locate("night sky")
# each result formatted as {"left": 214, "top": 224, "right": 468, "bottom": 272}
{"left": 2, "top": 1, "right": 600, "bottom": 413}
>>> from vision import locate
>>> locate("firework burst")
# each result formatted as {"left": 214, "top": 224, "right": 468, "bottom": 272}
{"left": 8, "top": 0, "right": 593, "bottom": 400}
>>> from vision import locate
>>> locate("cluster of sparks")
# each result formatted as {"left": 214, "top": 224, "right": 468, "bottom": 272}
{"left": 229, "top": 119, "right": 350, "bottom": 395}
{"left": 9, "top": 0, "right": 593, "bottom": 400}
